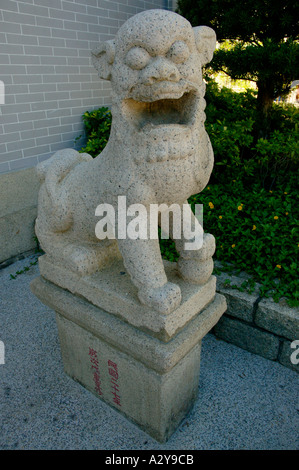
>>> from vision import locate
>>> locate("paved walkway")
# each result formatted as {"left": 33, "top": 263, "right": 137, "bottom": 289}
{"left": 0, "top": 254, "right": 298, "bottom": 450}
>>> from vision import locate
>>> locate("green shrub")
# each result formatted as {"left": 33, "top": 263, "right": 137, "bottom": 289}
{"left": 205, "top": 80, "right": 299, "bottom": 187}
{"left": 205, "top": 78, "right": 257, "bottom": 123}
{"left": 191, "top": 180, "right": 299, "bottom": 307}
{"left": 255, "top": 129, "right": 299, "bottom": 182}
{"left": 77, "top": 107, "right": 112, "bottom": 158}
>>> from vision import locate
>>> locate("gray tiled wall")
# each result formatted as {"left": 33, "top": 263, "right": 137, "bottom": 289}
{"left": 0, "top": 0, "right": 169, "bottom": 174}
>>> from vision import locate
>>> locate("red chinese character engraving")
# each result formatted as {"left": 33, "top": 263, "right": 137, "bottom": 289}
{"left": 88, "top": 347, "right": 102, "bottom": 396}
{"left": 112, "top": 395, "right": 121, "bottom": 406}
{"left": 107, "top": 359, "right": 121, "bottom": 406}
{"left": 108, "top": 359, "right": 117, "bottom": 369}
{"left": 108, "top": 368, "right": 118, "bottom": 380}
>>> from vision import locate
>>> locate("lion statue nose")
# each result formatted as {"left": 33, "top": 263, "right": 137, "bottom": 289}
{"left": 141, "top": 57, "right": 180, "bottom": 85}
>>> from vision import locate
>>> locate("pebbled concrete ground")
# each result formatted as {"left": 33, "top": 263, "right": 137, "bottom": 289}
{"left": 0, "top": 255, "right": 298, "bottom": 450}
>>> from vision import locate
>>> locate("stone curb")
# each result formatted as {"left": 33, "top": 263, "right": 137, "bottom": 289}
{"left": 214, "top": 269, "right": 299, "bottom": 373}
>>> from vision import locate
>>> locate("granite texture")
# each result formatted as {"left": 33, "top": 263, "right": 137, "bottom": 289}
{"left": 38, "top": 255, "right": 220, "bottom": 341}
{"left": 214, "top": 316, "right": 280, "bottom": 361}
{"left": 255, "top": 298, "right": 299, "bottom": 341}
{"left": 34, "top": 9, "right": 217, "bottom": 314}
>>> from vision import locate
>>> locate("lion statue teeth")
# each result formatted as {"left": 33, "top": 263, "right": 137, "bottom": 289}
{"left": 35, "top": 9, "right": 217, "bottom": 315}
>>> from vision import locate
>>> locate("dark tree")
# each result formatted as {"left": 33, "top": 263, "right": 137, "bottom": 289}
{"left": 177, "top": 0, "right": 299, "bottom": 117}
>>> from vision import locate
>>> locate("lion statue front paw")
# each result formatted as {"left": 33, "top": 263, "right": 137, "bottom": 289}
{"left": 138, "top": 282, "right": 182, "bottom": 315}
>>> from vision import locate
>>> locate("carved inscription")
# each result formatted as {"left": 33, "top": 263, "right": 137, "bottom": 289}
{"left": 88, "top": 347, "right": 103, "bottom": 396}
{"left": 108, "top": 359, "right": 121, "bottom": 407}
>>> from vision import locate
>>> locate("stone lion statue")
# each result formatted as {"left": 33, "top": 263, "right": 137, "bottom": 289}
{"left": 35, "top": 9, "right": 217, "bottom": 314}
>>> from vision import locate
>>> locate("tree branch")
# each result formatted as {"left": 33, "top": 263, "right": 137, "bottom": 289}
{"left": 213, "top": 67, "right": 257, "bottom": 83}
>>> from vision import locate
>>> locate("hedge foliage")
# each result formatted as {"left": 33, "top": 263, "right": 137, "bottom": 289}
{"left": 77, "top": 107, "right": 112, "bottom": 158}
{"left": 204, "top": 79, "right": 299, "bottom": 187}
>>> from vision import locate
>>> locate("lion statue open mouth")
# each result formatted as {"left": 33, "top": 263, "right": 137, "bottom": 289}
{"left": 34, "top": 9, "right": 217, "bottom": 315}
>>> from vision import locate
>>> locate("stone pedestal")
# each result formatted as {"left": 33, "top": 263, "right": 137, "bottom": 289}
{"left": 31, "top": 255, "right": 226, "bottom": 442}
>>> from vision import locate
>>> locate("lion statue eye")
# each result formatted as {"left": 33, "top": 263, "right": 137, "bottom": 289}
{"left": 125, "top": 47, "right": 151, "bottom": 70}
{"left": 167, "top": 41, "right": 190, "bottom": 64}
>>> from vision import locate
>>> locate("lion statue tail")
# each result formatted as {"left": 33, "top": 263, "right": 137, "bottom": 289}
{"left": 36, "top": 149, "right": 92, "bottom": 233}
{"left": 36, "top": 148, "right": 91, "bottom": 183}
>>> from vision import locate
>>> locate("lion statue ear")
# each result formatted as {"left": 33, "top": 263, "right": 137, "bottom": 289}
{"left": 91, "top": 39, "right": 116, "bottom": 80}
{"left": 193, "top": 26, "right": 216, "bottom": 66}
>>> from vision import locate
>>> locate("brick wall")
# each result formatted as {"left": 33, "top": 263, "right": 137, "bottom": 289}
{"left": 0, "top": 0, "right": 170, "bottom": 174}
